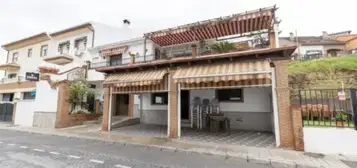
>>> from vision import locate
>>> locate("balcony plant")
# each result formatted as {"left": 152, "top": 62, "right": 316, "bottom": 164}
{"left": 211, "top": 41, "right": 235, "bottom": 53}
{"left": 335, "top": 112, "right": 347, "bottom": 127}
{"left": 128, "top": 52, "right": 139, "bottom": 64}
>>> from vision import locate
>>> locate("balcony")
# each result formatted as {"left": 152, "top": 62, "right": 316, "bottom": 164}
{"left": 0, "top": 63, "right": 20, "bottom": 71}
{"left": 0, "top": 76, "right": 25, "bottom": 84}
{"left": 43, "top": 53, "right": 74, "bottom": 65}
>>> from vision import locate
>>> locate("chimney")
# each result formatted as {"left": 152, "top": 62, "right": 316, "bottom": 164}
{"left": 322, "top": 31, "right": 328, "bottom": 39}
{"left": 289, "top": 32, "right": 294, "bottom": 41}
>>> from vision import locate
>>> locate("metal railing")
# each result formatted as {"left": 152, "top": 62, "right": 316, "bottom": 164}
{"left": 295, "top": 89, "right": 355, "bottom": 128}
{"left": 0, "top": 76, "right": 25, "bottom": 84}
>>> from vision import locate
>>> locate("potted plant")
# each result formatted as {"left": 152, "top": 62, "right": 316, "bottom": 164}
{"left": 128, "top": 52, "right": 139, "bottom": 64}
{"left": 335, "top": 112, "right": 347, "bottom": 127}
{"left": 210, "top": 41, "right": 235, "bottom": 53}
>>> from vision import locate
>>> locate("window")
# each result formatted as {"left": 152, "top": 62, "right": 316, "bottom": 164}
{"left": 217, "top": 89, "right": 243, "bottom": 102}
{"left": 58, "top": 41, "right": 70, "bottom": 54}
{"left": 74, "top": 37, "right": 87, "bottom": 50}
{"left": 41, "top": 45, "right": 48, "bottom": 57}
{"left": 28, "top": 48, "right": 32, "bottom": 57}
{"left": 23, "top": 92, "right": 35, "bottom": 100}
{"left": 2, "top": 93, "right": 14, "bottom": 101}
{"left": 89, "top": 84, "right": 96, "bottom": 89}
{"left": 8, "top": 73, "right": 17, "bottom": 79}
{"left": 151, "top": 92, "right": 168, "bottom": 105}
{"left": 12, "top": 52, "right": 18, "bottom": 63}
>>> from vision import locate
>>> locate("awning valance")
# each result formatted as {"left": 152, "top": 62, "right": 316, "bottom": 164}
{"left": 104, "top": 69, "right": 167, "bottom": 87}
{"left": 173, "top": 60, "right": 271, "bottom": 84}
{"left": 100, "top": 46, "right": 128, "bottom": 57}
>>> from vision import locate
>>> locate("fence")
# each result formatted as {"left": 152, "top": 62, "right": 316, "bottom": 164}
{"left": 295, "top": 89, "right": 357, "bottom": 128}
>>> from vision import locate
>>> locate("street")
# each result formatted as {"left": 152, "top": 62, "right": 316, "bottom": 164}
{"left": 0, "top": 129, "right": 274, "bottom": 168}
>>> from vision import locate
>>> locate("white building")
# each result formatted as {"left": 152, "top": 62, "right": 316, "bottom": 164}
{"left": 0, "top": 21, "right": 131, "bottom": 127}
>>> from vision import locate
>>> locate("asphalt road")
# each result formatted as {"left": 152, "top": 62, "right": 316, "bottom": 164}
{"left": 0, "top": 129, "right": 275, "bottom": 168}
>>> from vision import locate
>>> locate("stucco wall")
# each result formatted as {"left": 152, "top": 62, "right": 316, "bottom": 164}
{"left": 141, "top": 93, "right": 168, "bottom": 125}
{"left": 14, "top": 100, "right": 36, "bottom": 127}
{"left": 34, "top": 81, "right": 58, "bottom": 113}
{"left": 304, "top": 127, "right": 357, "bottom": 155}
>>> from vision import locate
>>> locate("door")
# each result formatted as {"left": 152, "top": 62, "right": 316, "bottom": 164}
{"left": 117, "top": 94, "right": 129, "bottom": 116}
{"left": 181, "top": 90, "right": 190, "bottom": 120}
{"left": 0, "top": 103, "right": 14, "bottom": 122}
{"left": 110, "top": 54, "right": 122, "bottom": 66}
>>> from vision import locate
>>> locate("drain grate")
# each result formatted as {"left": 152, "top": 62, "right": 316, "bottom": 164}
{"left": 303, "top": 152, "right": 324, "bottom": 159}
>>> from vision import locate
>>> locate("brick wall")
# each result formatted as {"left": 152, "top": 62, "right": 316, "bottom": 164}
{"left": 101, "top": 87, "right": 110, "bottom": 131}
{"left": 274, "top": 60, "right": 294, "bottom": 148}
{"left": 55, "top": 81, "right": 101, "bottom": 128}
{"left": 168, "top": 73, "right": 178, "bottom": 138}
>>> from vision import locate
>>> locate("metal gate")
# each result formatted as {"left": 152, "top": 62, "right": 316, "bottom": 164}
{"left": 0, "top": 103, "right": 14, "bottom": 122}
{"left": 295, "top": 89, "right": 357, "bottom": 129}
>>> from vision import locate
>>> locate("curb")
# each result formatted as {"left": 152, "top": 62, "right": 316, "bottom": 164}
{"left": 0, "top": 127, "right": 329, "bottom": 168}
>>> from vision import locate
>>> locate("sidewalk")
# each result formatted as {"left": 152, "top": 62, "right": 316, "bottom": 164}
{"left": 0, "top": 123, "right": 353, "bottom": 168}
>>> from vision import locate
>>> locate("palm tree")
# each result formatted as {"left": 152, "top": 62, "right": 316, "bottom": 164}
{"left": 210, "top": 41, "right": 235, "bottom": 53}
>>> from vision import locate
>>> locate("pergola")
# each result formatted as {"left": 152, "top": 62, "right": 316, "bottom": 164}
{"left": 144, "top": 6, "right": 277, "bottom": 46}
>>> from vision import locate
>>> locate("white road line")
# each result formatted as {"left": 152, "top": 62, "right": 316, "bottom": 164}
{"left": 19, "top": 146, "right": 28, "bottom": 149}
{"left": 33, "top": 149, "right": 45, "bottom": 152}
{"left": 115, "top": 165, "right": 132, "bottom": 168}
{"left": 90, "top": 159, "right": 104, "bottom": 164}
{"left": 7, "top": 144, "right": 15, "bottom": 146}
{"left": 68, "top": 155, "right": 81, "bottom": 159}
{"left": 49, "top": 152, "right": 60, "bottom": 155}
{"left": 0, "top": 142, "right": 3, "bottom": 144}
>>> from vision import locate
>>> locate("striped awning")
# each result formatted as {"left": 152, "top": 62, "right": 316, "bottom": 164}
{"left": 173, "top": 60, "right": 271, "bottom": 84}
{"left": 104, "top": 69, "right": 167, "bottom": 87}
{"left": 100, "top": 46, "right": 128, "bottom": 57}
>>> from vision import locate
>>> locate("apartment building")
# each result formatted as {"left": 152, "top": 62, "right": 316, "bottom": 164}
{"left": 0, "top": 22, "right": 128, "bottom": 127}
{"left": 88, "top": 6, "right": 301, "bottom": 150}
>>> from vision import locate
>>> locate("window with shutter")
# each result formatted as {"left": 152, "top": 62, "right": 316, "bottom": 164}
{"left": 58, "top": 41, "right": 70, "bottom": 54}
{"left": 74, "top": 37, "right": 87, "bottom": 50}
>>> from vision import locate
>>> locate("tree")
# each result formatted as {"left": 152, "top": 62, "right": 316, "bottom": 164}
{"left": 68, "top": 80, "right": 95, "bottom": 114}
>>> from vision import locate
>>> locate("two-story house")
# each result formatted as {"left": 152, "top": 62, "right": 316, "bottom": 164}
{"left": 0, "top": 22, "right": 128, "bottom": 127}
{"left": 280, "top": 31, "right": 347, "bottom": 60}
{"left": 88, "top": 6, "right": 298, "bottom": 150}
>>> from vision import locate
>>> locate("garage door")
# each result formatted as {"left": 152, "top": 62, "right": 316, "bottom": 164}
{"left": 0, "top": 103, "right": 14, "bottom": 122}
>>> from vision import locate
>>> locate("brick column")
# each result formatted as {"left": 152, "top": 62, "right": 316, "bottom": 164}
{"left": 168, "top": 73, "right": 178, "bottom": 138}
{"left": 291, "top": 104, "right": 304, "bottom": 151}
{"left": 274, "top": 60, "right": 294, "bottom": 148}
{"left": 191, "top": 44, "right": 197, "bottom": 58}
{"left": 55, "top": 81, "right": 71, "bottom": 128}
{"left": 12, "top": 102, "right": 17, "bottom": 124}
{"left": 128, "top": 94, "right": 134, "bottom": 117}
{"left": 101, "top": 87, "right": 110, "bottom": 131}
{"left": 269, "top": 32, "right": 277, "bottom": 48}
{"left": 95, "top": 100, "right": 100, "bottom": 114}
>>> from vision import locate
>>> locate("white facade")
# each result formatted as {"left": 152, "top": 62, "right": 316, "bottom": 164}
{"left": 304, "top": 127, "right": 357, "bottom": 155}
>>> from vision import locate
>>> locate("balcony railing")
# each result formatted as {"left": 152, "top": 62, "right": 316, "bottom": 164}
{"left": 0, "top": 76, "right": 25, "bottom": 84}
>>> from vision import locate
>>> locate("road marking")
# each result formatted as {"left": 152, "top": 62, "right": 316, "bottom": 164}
{"left": 0, "top": 142, "right": 3, "bottom": 144}
{"left": 20, "top": 146, "right": 28, "bottom": 149}
{"left": 7, "top": 144, "right": 15, "bottom": 146}
{"left": 49, "top": 152, "right": 60, "bottom": 155}
{"left": 90, "top": 159, "right": 104, "bottom": 164}
{"left": 68, "top": 155, "right": 81, "bottom": 159}
{"left": 115, "top": 165, "right": 132, "bottom": 168}
{"left": 33, "top": 149, "right": 45, "bottom": 152}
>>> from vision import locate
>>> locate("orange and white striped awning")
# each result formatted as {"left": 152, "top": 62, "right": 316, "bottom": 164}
{"left": 173, "top": 60, "right": 272, "bottom": 84}
{"left": 100, "top": 46, "right": 128, "bottom": 57}
{"left": 104, "top": 69, "right": 168, "bottom": 87}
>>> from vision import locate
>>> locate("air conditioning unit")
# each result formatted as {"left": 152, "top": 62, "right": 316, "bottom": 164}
{"left": 75, "top": 50, "right": 84, "bottom": 56}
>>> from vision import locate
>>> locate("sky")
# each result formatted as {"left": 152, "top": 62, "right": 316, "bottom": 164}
{"left": 0, "top": 0, "right": 356, "bottom": 56}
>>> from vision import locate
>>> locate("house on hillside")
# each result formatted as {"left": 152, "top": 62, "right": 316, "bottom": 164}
{"left": 332, "top": 33, "right": 357, "bottom": 54}
{"left": 280, "top": 31, "right": 347, "bottom": 60}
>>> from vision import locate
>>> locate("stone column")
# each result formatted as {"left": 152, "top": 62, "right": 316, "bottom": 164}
{"left": 168, "top": 73, "right": 178, "bottom": 138}
{"left": 274, "top": 60, "right": 294, "bottom": 148}
{"left": 128, "top": 94, "right": 134, "bottom": 117}
{"left": 101, "top": 87, "right": 110, "bottom": 131}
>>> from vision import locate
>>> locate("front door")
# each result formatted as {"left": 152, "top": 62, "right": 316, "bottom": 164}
{"left": 181, "top": 90, "right": 189, "bottom": 120}
{"left": 117, "top": 94, "right": 129, "bottom": 116}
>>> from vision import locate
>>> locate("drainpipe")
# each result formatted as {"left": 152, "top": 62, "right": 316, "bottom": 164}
{"left": 88, "top": 26, "right": 95, "bottom": 47}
